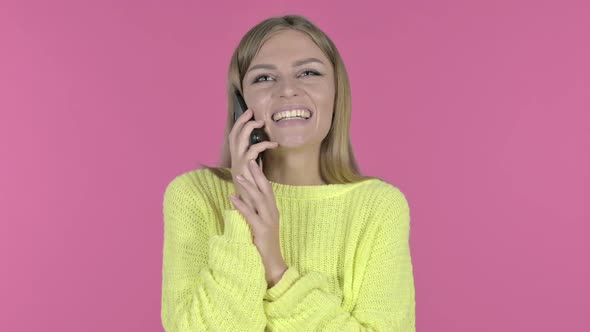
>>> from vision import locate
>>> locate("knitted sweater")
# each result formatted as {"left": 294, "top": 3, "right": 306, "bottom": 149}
{"left": 160, "top": 167, "right": 415, "bottom": 331}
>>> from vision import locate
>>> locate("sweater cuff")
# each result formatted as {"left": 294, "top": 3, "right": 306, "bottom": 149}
{"left": 222, "top": 209, "right": 253, "bottom": 243}
{"left": 264, "top": 266, "right": 301, "bottom": 301}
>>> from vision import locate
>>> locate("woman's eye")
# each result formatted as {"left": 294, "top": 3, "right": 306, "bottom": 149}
{"left": 253, "top": 75, "right": 273, "bottom": 83}
{"left": 301, "top": 70, "right": 321, "bottom": 77}
{"left": 252, "top": 70, "right": 321, "bottom": 84}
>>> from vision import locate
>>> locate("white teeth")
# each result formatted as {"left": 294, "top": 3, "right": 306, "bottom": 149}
{"left": 273, "top": 109, "right": 311, "bottom": 121}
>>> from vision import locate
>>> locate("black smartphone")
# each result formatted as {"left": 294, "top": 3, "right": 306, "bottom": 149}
{"left": 233, "top": 88, "right": 269, "bottom": 166}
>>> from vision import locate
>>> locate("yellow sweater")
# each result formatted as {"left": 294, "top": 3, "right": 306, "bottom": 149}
{"left": 161, "top": 167, "right": 415, "bottom": 331}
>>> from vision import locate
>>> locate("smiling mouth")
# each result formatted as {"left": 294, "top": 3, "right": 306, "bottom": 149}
{"left": 272, "top": 110, "right": 313, "bottom": 122}
{"left": 274, "top": 116, "right": 311, "bottom": 122}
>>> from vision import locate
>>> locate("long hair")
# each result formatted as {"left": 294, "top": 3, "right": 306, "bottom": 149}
{"left": 199, "top": 14, "right": 381, "bottom": 184}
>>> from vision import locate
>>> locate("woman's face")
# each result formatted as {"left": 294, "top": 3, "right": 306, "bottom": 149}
{"left": 242, "top": 29, "right": 335, "bottom": 148}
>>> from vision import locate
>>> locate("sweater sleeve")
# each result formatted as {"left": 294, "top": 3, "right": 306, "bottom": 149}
{"left": 160, "top": 176, "right": 267, "bottom": 332}
{"left": 262, "top": 188, "right": 416, "bottom": 331}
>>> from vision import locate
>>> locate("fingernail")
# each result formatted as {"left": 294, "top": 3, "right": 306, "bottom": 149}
{"left": 249, "top": 159, "right": 256, "bottom": 166}
{"left": 236, "top": 175, "right": 245, "bottom": 181}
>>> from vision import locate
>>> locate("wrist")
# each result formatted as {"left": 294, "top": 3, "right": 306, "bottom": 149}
{"left": 267, "top": 263, "right": 288, "bottom": 288}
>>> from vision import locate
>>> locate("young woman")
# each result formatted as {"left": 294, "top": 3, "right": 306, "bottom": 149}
{"left": 161, "top": 14, "right": 415, "bottom": 331}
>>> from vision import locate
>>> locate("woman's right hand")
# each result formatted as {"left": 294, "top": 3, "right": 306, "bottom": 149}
{"left": 229, "top": 108, "right": 278, "bottom": 210}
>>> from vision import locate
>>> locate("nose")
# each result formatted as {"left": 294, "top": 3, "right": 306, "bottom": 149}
{"left": 276, "top": 76, "right": 300, "bottom": 98}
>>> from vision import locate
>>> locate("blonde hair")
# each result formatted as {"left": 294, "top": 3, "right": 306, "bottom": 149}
{"left": 200, "top": 14, "right": 382, "bottom": 184}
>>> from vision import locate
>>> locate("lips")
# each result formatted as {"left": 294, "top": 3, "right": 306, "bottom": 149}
{"left": 273, "top": 117, "right": 311, "bottom": 128}
{"left": 271, "top": 104, "right": 314, "bottom": 122}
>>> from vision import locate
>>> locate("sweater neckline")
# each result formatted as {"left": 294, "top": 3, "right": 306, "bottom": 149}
{"left": 270, "top": 180, "right": 369, "bottom": 199}
{"left": 222, "top": 168, "right": 375, "bottom": 199}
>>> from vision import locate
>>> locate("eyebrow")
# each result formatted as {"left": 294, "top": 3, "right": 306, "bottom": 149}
{"left": 246, "top": 57, "right": 325, "bottom": 74}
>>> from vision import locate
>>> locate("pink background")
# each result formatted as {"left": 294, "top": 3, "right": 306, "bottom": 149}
{"left": 1, "top": 0, "right": 588, "bottom": 331}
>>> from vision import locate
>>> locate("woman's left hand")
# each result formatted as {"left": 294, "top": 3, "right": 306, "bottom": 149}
{"left": 230, "top": 158, "right": 288, "bottom": 288}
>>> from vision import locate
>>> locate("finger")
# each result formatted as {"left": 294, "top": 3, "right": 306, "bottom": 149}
{"left": 247, "top": 159, "right": 276, "bottom": 222}
{"left": 236, "top": 121, "right": 265, "bottom": 154}
{"left": 238, "top": 167, "right": 257, "bottom": 209}
{"left": 235, "top": 174, "right": 264, "bottom": 213}
{"left": 237, "top": 188, "right": 256, "bottom": 212}
{"left": 245, "top": 141, "right": 279, "bottom": 161}
{"left": 228, "top": 109, "right": 253, "bottom": 145}
{"left": 248, "top": 159, "right": 273, "bottom": 198}
{"left": 230, "top": 194, "right": 261, "bottom": 225}
{"left": 242, "top": 161, "right": 257, "bottom": 183}
{"left": 235, "top": 174, "right": 263, "bottom": 209}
